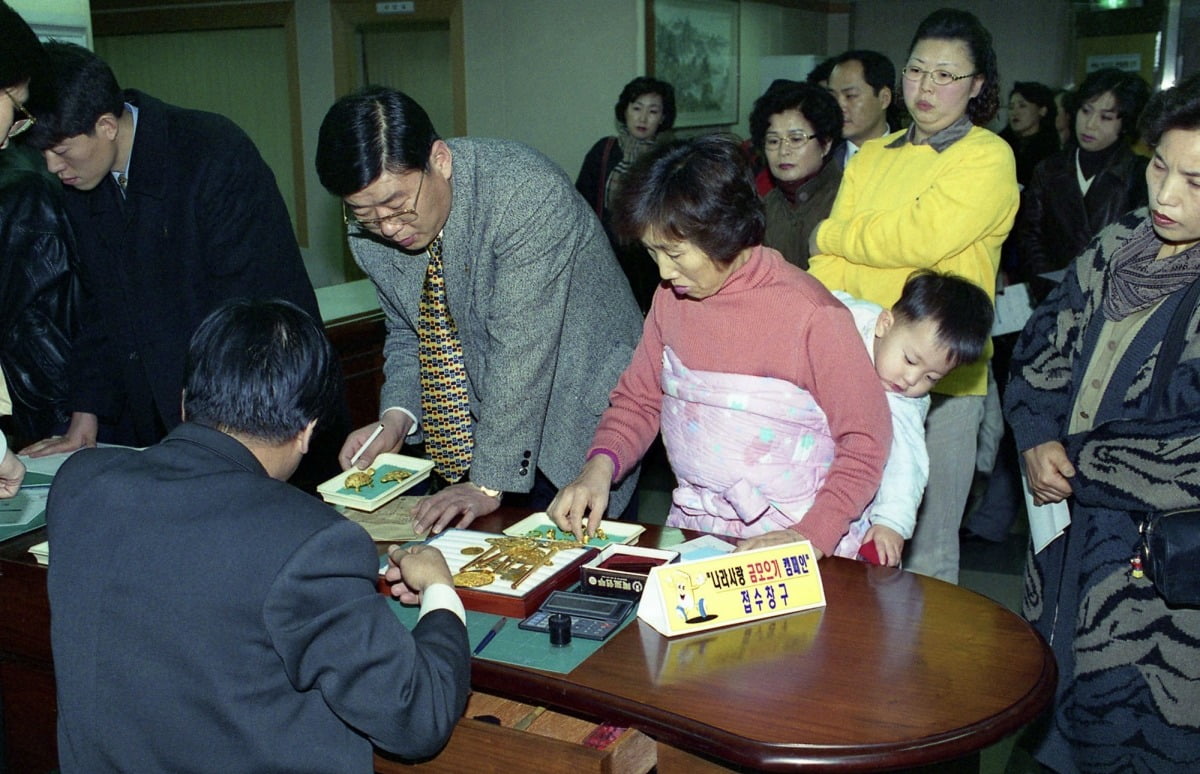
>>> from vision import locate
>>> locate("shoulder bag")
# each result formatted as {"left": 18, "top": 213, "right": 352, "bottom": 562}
{"left": 1138, "top": 275, "right": 1200, "bottom": 606}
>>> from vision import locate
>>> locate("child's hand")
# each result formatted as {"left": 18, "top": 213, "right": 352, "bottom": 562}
{"left": 862, "top": 525, "right": 903, "bottom": 567}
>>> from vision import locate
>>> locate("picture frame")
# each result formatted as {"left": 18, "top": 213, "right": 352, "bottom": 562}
{"left": 648, "top": 0, "right": 740, "bottom": 128}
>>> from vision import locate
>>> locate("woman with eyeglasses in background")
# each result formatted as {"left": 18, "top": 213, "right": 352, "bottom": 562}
{"left": 808, "top": 8, "right": 1018, "bottom": 584}
{"left": 0, "top": 1, "right": 79, "bottom": 493}
{"left": 749, "top": 80, "right": 843, "bottom": 270}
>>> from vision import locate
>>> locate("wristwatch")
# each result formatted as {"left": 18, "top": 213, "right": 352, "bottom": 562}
{"left": 473, "top": 483, "right": 503, "bottom": 501}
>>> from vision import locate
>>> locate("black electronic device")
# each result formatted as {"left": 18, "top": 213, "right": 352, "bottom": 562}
{"left": 518, "top": 590, "right": 634, "bottom": 641}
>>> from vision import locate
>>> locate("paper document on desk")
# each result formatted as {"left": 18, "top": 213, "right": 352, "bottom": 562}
{"left": 28, "top": 540, "right": 48, "bottom": 565}
{"left": 340, "top": 496, "right": 428, "bottom": 542}
{"left": 1019, "top": 458, "right": 1071, "bottom": 553}
{"left": 0, "top": 488, "right": 47, "bottom": 526}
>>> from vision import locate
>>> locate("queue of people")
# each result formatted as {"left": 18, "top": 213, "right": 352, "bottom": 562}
{"left": 2, "top": 0, "right": 1200, "bottom": 771}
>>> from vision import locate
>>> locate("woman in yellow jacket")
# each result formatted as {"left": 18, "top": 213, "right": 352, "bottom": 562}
{"left": 809, "top": 8, "right": 1017, "bottom": 583}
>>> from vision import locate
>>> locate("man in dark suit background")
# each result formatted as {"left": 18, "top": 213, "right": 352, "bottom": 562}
{"left": 21, "top": 43, "right": 341, "bottom": 474}
{"left": 47, "top": 299, "right": 471, "bottom": 773}
{"left": 315, "top": 88, "right": 644, "bottom": 534}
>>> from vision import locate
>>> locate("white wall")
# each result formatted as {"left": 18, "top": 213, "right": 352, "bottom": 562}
{"left": 732, "top": 2, "right": 838, "bottom": 139}
{"left": 294, "top": 0, "right": 342, "bottom": 289}
{"left": 36, "top": 0, "right": 1075, "bottom": 289}
{"left": 10, "top": 0, "right": 90, "bottom": 42}
{"left": 462, "top": 0, "right": 642, "bottom": 180}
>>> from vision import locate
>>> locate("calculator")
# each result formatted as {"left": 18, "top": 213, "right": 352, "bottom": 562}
{"left": 518, "top": 590, "right": 635, "bottom": 641}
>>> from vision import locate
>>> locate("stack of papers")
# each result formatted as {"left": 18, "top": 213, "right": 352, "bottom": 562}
{"left": 28, "top": 540, "right": 48, "bottom": 565}
{"left": 341, "top": 496, "right": 427, "bottom": 542}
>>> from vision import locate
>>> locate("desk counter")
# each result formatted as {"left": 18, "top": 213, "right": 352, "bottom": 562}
{"left": 455, "top": 512, "right": 1054, "bottom": 772}
{"left": 0, "top": 510, "right": 1054, "bottom": 772}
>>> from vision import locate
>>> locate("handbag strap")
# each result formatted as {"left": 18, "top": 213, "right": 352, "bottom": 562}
{"left": 1148, "top": 276, "right": 1200, "bottom": 415}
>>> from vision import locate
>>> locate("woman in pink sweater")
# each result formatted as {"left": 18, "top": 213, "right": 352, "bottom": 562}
{"left": 548, "top": 136, "right": 891, "bottom": 557}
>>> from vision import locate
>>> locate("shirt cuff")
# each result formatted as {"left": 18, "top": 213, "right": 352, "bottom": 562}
{"left": 419, "top": 582, "right": 466, "bottom": 625}
{"left": 382, "top": 406, "right": 420, "bottom": 437}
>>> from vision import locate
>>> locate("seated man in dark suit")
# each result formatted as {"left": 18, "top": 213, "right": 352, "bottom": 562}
{"left": 47, "top": 299, "right": 471, "bottom": 773}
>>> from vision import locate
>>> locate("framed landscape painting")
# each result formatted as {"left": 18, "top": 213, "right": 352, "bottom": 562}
{"left": 648, "top": 0, "right": 740, "bottom": 127}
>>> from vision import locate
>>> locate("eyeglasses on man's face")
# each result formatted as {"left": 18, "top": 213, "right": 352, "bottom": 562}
{"left": 3, "top": 89, "right": 35, "bottom": 146}
{"left": 763, "top": 130, "right": 816, "bottom": 152}
{"left": 343, "top": 170, "right": 425, "bottom": 231}
{"left": 901, "top": 65, "right": 978, "bottom": 87}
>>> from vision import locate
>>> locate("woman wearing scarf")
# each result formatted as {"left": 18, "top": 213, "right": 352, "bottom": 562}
{"left": 1005, "top": 73, "right": 1200, "bottom": 773}
{"left": 576, "top": 76, "right": 675, "bottom": 312}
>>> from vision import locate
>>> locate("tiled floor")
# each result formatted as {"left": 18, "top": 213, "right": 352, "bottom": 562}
{"left": 634, "top": 447, "right": 1034, "bottom": 773}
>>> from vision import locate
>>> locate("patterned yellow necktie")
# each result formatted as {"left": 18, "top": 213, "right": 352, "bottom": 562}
{"left": 417, "top": 236, "right": 472, "bottom": 481}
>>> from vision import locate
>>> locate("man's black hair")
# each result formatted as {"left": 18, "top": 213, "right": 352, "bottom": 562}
{"left": 183, "top": 299, "right": 339, "bottom": 444}
{"left": 315, "top": 86, "right": 439, "bottom": 197}
{"left": 23, "top": 42, "right": 124, "bottom": 149}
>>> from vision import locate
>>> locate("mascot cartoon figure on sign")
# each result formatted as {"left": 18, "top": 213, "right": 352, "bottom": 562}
{"left": 671, "top": 569, "right": 718, "bottom": 624}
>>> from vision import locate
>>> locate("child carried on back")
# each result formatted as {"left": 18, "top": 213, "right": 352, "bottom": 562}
{"left": 657, "top": 269, "right": 992, "bottom": 566}
{"left": 829, "top": 271, "right": 993, "bottom": 565}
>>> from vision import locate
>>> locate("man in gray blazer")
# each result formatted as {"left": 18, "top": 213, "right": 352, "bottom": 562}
{"left": 316, "top": 88, "right": 643, "bottom": 533}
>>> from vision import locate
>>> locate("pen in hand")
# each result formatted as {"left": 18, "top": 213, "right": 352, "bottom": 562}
{"left": 473, "top": 618, "right": 507, "bottom": 655}
{"left": 349, "top": 423, "right": 384, "bottom": 467}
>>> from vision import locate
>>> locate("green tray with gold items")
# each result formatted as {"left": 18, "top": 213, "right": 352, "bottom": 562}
{"left": 317, "top": 453, "right": 434, "bottom": 511}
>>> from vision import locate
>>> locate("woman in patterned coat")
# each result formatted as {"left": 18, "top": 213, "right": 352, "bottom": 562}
{"left": 1004, "top": 74, "right": 1200, "bottom": 773}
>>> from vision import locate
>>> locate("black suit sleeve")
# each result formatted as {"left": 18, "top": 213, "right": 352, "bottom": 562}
{"left": 194, "top": 127, "right": 321, "bottom": 324}
{"left": 575, "top": 138, "right": 609, "bottom": 218}
{"left": 1014, "top": 161, "right": 1053, "bottom": 285}
{"left": 263, "top": 519, "right": 470, "bottom": 759}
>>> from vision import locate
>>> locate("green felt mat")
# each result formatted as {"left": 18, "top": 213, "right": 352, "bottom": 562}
{"left": 0, "top": 510, "right": 45, "bottom": 543}
{"left": 387, "top": 596, "right": 636, "bottom": 674}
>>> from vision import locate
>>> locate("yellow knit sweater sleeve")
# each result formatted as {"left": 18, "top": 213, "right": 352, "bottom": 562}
{"left": 809, "top": 127, "right": 1017, "bottom": 395}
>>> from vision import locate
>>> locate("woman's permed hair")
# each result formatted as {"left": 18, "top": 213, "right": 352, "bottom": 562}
{"left": 1139, "top": 72, "right": 1200, "bottom": 147}
{"left": 748, "top": 81, "right": 842, "bottom": 153}
{"left": 612, "top": 134, "right": 764, "bottom": 264}
{"left": 614, "top": 76, "right": 676, "bottom": 132}
{"left": 0, "top": 2, "right": 44, "bottom": 92}
{"left": 908, "top": 8, "right": 1000, "bottom": 125}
